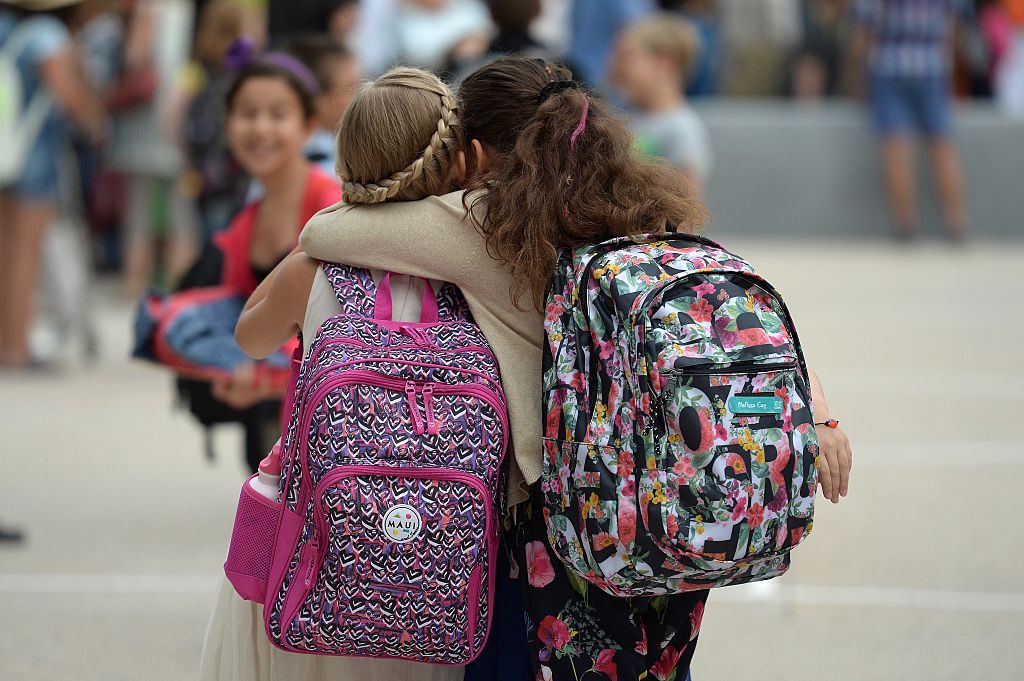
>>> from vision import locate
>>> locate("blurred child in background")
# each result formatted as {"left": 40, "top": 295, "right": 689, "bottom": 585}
{"left": 451, "top": 0, "right": 548, "bottom": 80}
{"left": 180, "top": 0, "right": 250, "bottom": 244}
{"left": 175, "top": 40, "right": 341, "bottom": 473}
{"left": 107, "top": 0, "right": 197, "bottom": 296}
{"left": 324, "top": 0, "right": 359, "bottom": 50}
{"left": 349, "top": 0, "right": 492, "bottom": 78}
{"left": 285, "top": 33, "right": 360, "bottom": 175}
{"left": 785, "top": 0, "right": 844, "bottom": 101}
{"left": 611, "top": 13, "right": 712, "bottom": 196}
{"left": 567, "top": 0, "right": 654, "bottom": 89}
{"left": 485, "top": 0, "right": 544, "bottom": 57}
{"left": 849, "top": 0, "right": 972, "bottom": 240}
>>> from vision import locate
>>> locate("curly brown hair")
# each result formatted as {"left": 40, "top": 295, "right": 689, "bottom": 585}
{"left": 459, "top": 57, "right": 707, "bottom": 309}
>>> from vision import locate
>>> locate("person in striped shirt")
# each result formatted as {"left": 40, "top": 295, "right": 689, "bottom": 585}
{"left": 850, "top": 0, "right": 972, "bottom": 240}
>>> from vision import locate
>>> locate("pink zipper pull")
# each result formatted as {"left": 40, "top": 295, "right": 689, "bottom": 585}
{"left": 303, "top": 530, "right": 320, "bottom": 588}
{"left": 422, "top": 384, "right": 437, "bottom": 435}
{"left": 405, "top": 381, "right": 424, "bottom": 435}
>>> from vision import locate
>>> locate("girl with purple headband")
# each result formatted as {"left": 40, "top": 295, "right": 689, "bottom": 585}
{"left": 174, "top": 38, "right": 341, "bottom": 477}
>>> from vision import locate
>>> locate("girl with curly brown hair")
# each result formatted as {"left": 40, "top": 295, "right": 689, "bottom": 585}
{"left": 300, "top": 56, "right": 851, "bottom": 681}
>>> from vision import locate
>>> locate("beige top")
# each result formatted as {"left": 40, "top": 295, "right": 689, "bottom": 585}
{"left": 300, "top": 191, "right": 543, "bottom": 508}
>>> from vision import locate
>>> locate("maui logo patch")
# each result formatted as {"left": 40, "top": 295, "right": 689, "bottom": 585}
{"left": 381, "top": 504, "right": 422, "bottom": 543}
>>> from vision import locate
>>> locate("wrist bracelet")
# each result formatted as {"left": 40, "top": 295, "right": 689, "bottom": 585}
{"left": 814, "top": 419, "right": 840, "bottom": 429}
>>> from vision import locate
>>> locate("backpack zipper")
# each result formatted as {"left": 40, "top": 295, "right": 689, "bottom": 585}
{"left": 642, "top": 362, "right": 796, "bottom": 435}
{"left": 308, "top": 332, "right": 500, "bottom": 373}
{"left": 405, "top": 381, "right": 425, "bottom": 435}
{"left": 288, "top": 370, "right": 509, "bottom": 509}
{"left": 282, "top": 357, "right": 507, "bottom": 484}
{"left": 299, "top": 356, "right": 505, "bottom": 417}
{"left": 629, "top": 268, "right": 808, "bottom": 383}
{"left": 660, "top": 360, "right": 797, "bottom": 376}
{"left": 569, "top": 234, "right": 726, "bottom": 296}
{"left": 302, "top": 530, "right": 320, "bottom": 588}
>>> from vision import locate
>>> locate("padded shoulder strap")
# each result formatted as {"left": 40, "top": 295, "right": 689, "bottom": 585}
{"left": 434, "top": 283, "right": 474, "bottom": 323}
{"left": 320, "top": 262, "right": 377, "bottom": 317}
{"left": 320, "top": 261, "right": 474, "bottom": 324}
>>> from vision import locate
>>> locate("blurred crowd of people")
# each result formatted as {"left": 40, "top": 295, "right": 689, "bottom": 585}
{"left": 0, "top": 0, "right": 1022, "bottom": 374}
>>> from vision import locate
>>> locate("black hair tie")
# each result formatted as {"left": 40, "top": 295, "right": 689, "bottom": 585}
{"left": 537, "top": 80, "right": 581, "bottom": 103}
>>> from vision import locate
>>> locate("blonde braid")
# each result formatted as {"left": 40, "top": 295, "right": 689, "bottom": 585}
{"left": 343, "top": 91, "right": 459, "bottom": 205}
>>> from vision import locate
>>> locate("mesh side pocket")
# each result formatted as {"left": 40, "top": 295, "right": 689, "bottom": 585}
{"left": 224, "top": 476, "right": 282, "bottom": 603}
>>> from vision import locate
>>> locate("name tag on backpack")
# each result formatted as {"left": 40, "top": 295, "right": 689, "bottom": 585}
{"left": 728, "top": 394, "right": 783, "bottom": 415}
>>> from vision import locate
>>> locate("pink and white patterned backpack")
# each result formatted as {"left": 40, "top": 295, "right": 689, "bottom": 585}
{"left": 224, "top": 264, "right": 508, "bottom": 665}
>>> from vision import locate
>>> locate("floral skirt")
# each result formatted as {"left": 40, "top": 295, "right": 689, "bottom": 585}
{"left": 511, "top": 486, "right": 709, "bottom": 681}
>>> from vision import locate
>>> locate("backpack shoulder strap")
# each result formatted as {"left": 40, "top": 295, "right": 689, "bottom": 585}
{"left": 434, "top": 282, "right": 473, "bottom": 323}
{"left": 279, "top": 339, "right": 302, "bottom": 434}
{"left": 320, "top": 262, "right": 377, "bottom": 318}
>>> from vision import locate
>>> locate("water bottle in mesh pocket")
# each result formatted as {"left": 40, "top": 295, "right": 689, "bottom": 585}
{"left": 224, "top": 475, "right": 283, "bottom": 602}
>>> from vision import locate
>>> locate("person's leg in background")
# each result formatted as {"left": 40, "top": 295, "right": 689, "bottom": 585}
{"left": 166, "top": 177, "right": 200, "bottom": 288}
{"left": 0, "top": 191, "right": 50, "bottom": 542}
{"left": 880, "top": 135, "right": 918, "bottom": 238}
{"left": 0, "top": 125, "right": 66, "bottom": 369}
{"left": 0, "top": 194, "right": 55, "bottom": 368}
{"left": 870, "top": 72, "right": 919, "bottom": 239}
{"left": 927, "top": 137, "right": 969, "bottom": 239}
{"left": 122, "top": 174, "right": 156, "bottom": 298}
{"left": 916, "top": 74, "right": 970, "bottom": 240}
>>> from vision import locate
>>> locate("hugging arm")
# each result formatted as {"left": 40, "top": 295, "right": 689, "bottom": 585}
{"left": 236, "top": 251, "right": 317, "bottom": 359}
{"left": 809, "top": 369, "right": 853, "bottom": 504}
{"left": 299, "top": 197, "right": 483, "bottom": 287}
{"left": 217, "top": 252, "right": 318, "bottom": 409}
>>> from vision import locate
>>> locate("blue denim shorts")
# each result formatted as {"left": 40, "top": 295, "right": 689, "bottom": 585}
{"left": 7, "top": 116, "right": 63, "bottom": 201}
{"left": 869, "top": 73, "right": 953, "bottom": 137}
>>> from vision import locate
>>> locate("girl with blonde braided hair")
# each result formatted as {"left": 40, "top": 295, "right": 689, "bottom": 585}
{"left": 234, "top": 65, "right": 467, "bottom": 365}
{"left": 202, "top": 67, "right": 469, "bottom": 681}
{"left": 301, "top": 55, "right": 852, "bottom": 681}
{"left": 337, "top": 67, "right": 462, "bottom": 205}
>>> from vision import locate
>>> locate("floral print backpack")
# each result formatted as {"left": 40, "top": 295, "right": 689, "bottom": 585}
{"left": 542, "top": 234, "right": 819, "bottom": 596}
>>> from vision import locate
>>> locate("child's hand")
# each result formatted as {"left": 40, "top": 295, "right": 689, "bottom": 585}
{"left": 815, "top": 423, "right": 852, "bottom": 504}
{"left": 211, "top": 363, "right": 279, "bottom": 410}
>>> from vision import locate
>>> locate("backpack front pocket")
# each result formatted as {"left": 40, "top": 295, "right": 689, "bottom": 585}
{"left": 643, "top": 363, "right": 816, "bottom": 567}
{"left": 279, "top": 466, "right": 493, "bottom": 664}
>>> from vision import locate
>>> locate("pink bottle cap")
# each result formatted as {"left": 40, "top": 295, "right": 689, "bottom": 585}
{"left": 259, "top": 443, "right": 282, "bottom": 476}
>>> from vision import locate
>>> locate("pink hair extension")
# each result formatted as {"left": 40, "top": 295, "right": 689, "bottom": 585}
{"left": 570, "top": 95, "right": 590, "bottom": 153}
